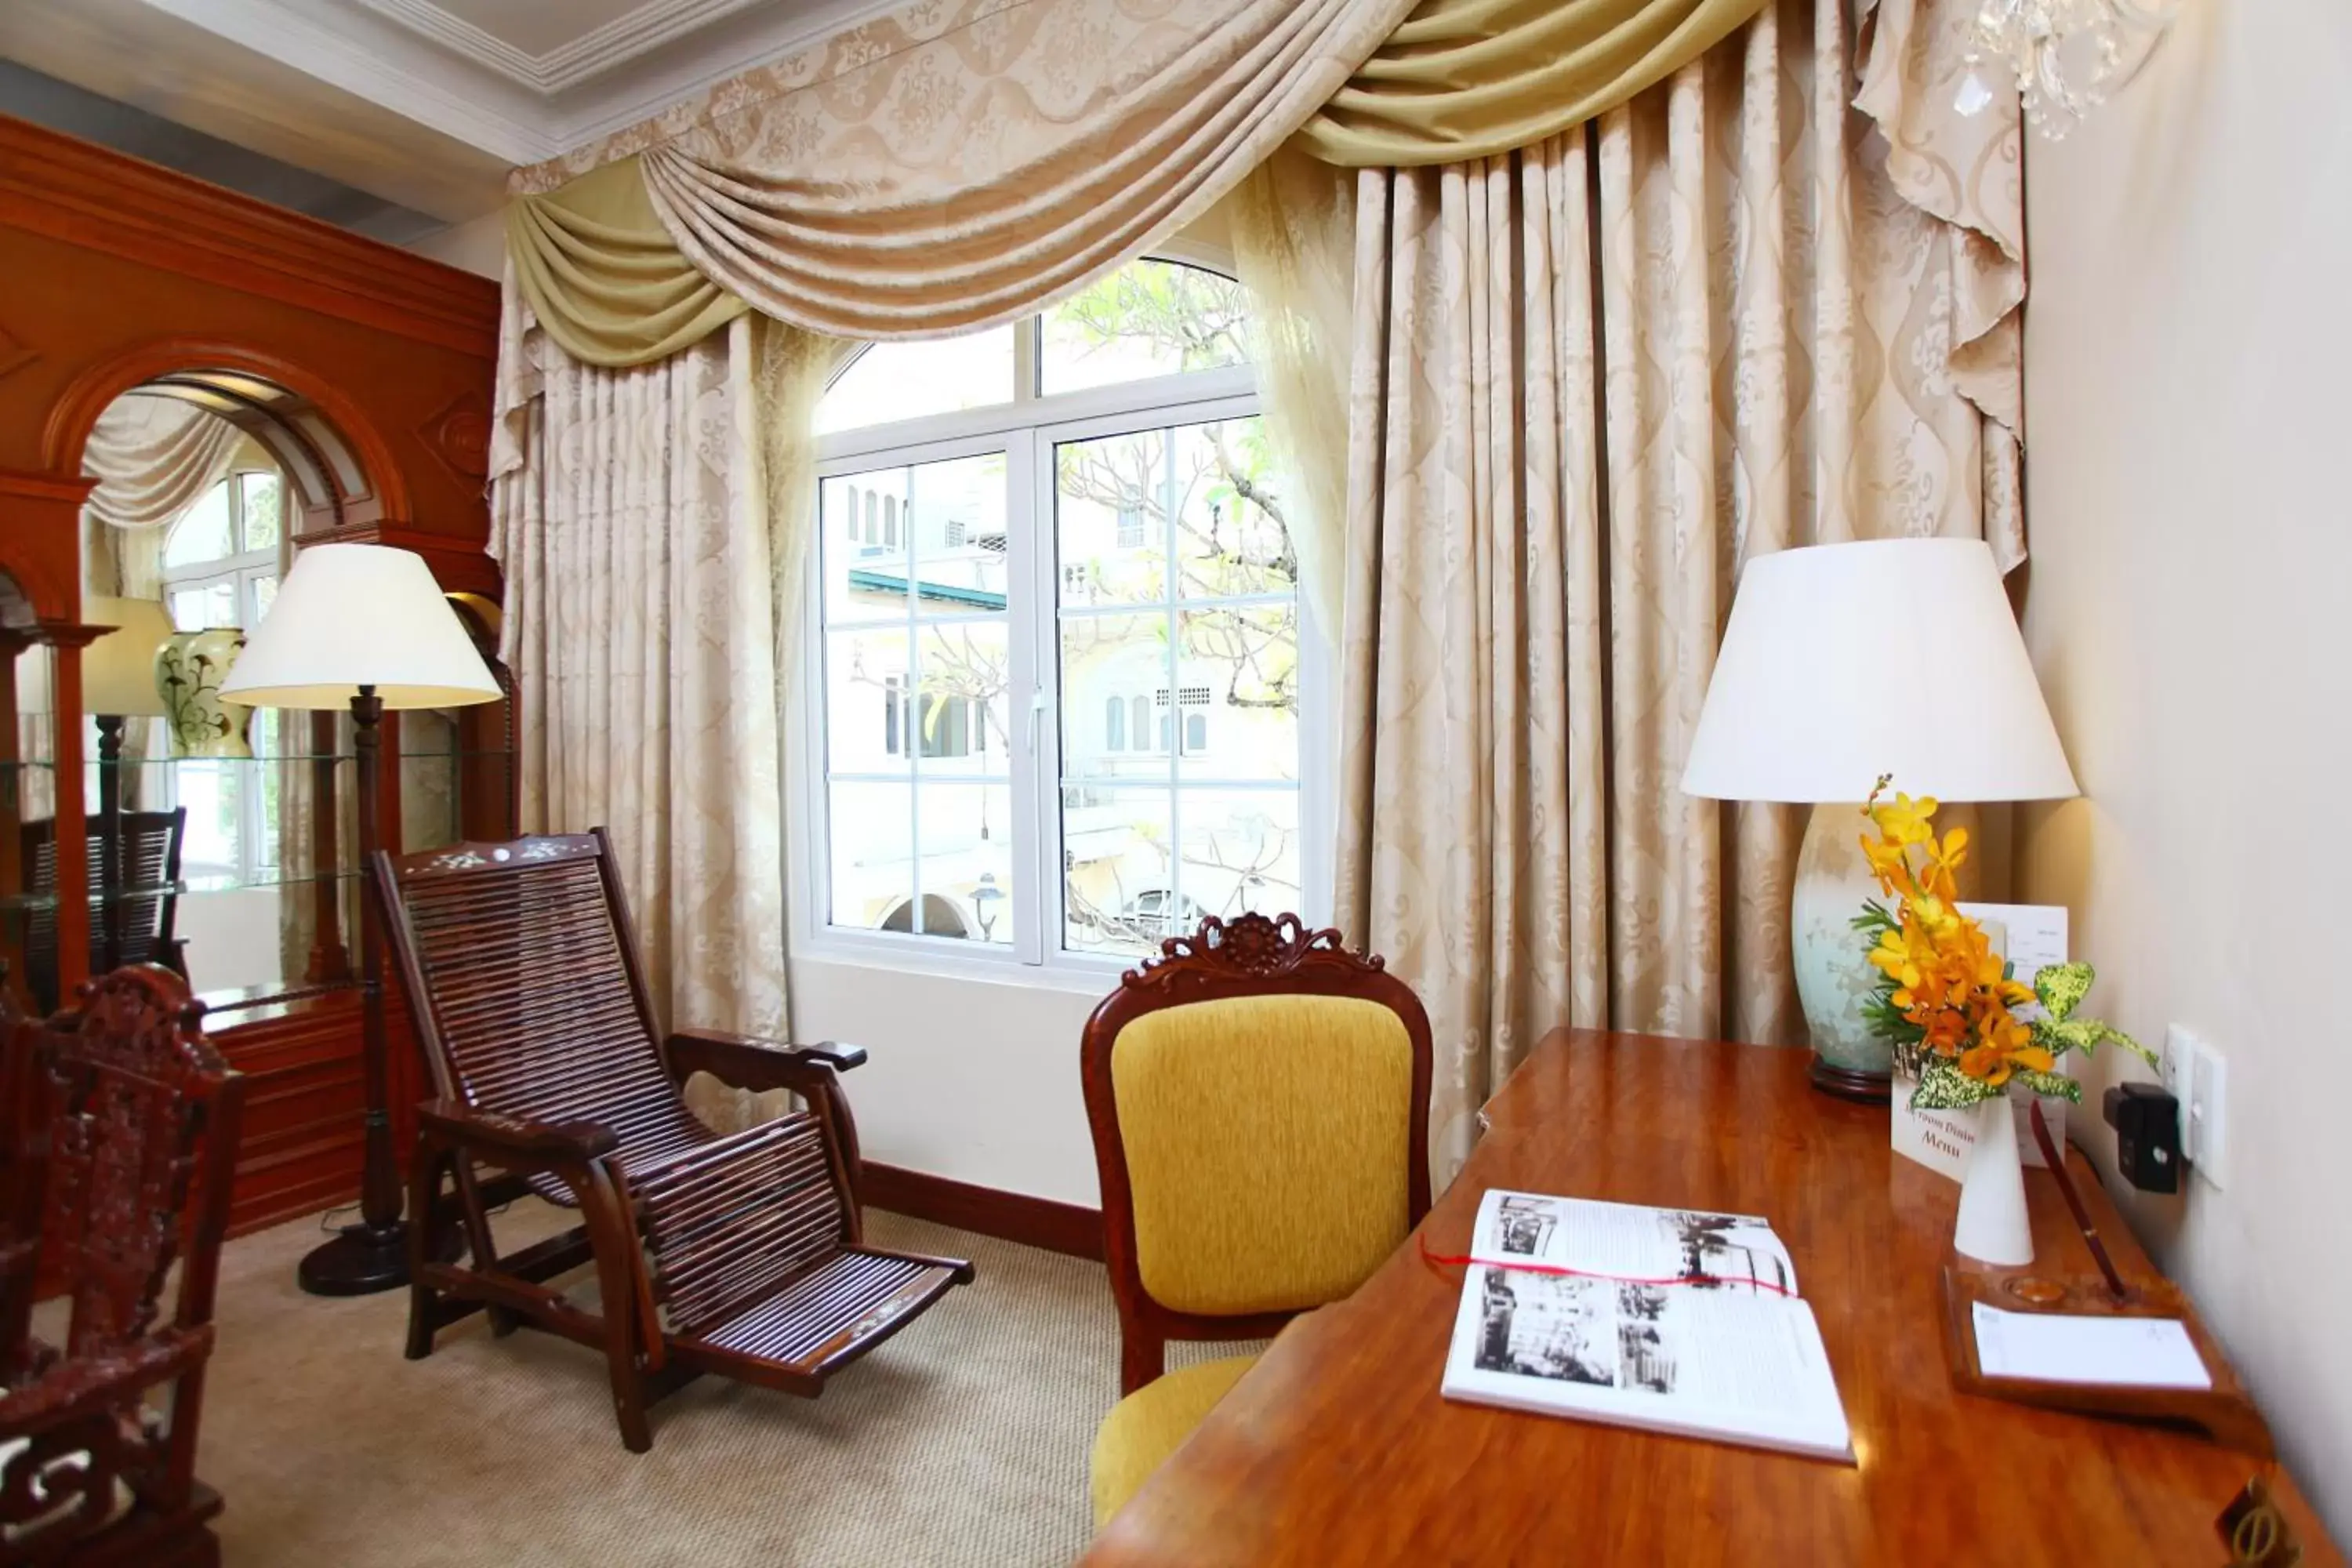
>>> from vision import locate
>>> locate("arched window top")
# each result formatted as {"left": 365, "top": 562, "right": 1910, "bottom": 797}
{"left": 815, "top": 258, "right": 1248, "bottom": 437}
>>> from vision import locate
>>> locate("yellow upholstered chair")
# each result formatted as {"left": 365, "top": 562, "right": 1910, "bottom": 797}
{"left": 1080, "top": 913, "right": 1433, "bottom": 1529}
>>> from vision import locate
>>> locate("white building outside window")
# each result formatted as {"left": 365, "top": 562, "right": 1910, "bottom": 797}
{"left": 804, "top": 256, "right": 1319, "bottom": 970}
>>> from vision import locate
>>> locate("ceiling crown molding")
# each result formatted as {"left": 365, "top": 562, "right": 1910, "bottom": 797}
{"left": 136, "top": 0, "right": 914, "bottom": 193}
{"left": 351, "top": 0, "right": 778, "bottom": 94}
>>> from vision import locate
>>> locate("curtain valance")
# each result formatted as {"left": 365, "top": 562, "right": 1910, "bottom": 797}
{"left": 507, "top": 158, "right": 746, "bottom": 370}
{"left": 503, "top": 0, "right": 1790, "bottom": 367}
{"left": 1294, "top": 0, "right": 1769, "bottom": 166}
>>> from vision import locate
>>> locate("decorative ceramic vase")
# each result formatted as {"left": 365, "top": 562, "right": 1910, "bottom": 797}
{"left": 154, "top": 627, "right": 253, "bottom": 759}
{"left": 1953, "top": 1093, "right": 2034, "bottom": 1267}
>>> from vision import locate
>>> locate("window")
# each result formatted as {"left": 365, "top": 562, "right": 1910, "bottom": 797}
{"left": 809, "top": 258, "right": 1310, "bottom": 965}
{"left": 159, "top": 467, "right": 286, "bottom": 884}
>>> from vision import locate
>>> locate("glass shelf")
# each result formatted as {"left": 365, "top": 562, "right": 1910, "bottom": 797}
{"left": 0, "top": 869, "right": 363, "bottom": 910}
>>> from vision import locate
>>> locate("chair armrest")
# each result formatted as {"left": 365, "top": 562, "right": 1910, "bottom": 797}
{"left": 417, "top": 1098, "right": 617, "bottom": 1163}
{"left": 666, "top": 1029, "right": 866, "bottom": 1094}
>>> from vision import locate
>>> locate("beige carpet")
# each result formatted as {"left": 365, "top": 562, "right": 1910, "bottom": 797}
{"left": 196, "top": 1203, "right": 1136, "bottom": 1568}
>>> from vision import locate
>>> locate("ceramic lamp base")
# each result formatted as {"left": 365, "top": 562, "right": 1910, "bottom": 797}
{"left": 1791, "top": 802, "right": 1893, "bottom": 1101}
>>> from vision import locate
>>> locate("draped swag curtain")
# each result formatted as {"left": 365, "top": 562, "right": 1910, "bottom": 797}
{"left": 81, "top": 394, "right": 245, "bottom": 535}
{"left": 1264, "top": 0, "right": 2023, "bottom": 1167}
{"left": 500, "top": 0, "right": 1772, "bottom": 369}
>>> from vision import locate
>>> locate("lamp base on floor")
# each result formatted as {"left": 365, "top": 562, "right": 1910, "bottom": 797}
{"left": 297, "top": 1221, "right": 412, "bottom": 1297}
{"left": 297, "top": 1220, "right": 463, "bottom": 1298}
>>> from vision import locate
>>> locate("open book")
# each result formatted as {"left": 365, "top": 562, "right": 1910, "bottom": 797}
{"left": 1439, "top": 1190, "right": 1853, "bottom": 1462}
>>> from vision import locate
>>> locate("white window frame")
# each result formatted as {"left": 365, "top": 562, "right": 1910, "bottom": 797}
{"left": 789, "top": 274, "right": 1331, "bottom": 987}
{"left": 158, "top": 467, "right": 285, "bottom": 885}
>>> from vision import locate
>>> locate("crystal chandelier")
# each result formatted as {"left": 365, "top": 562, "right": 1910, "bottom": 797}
{"left": 1960, "top": 0, "right": 2172, "bottom": 139}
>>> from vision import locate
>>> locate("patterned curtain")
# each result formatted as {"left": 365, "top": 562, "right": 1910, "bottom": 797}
{"left": 1319, "top": 0, "right": 2023, "bottom": 1172}
{"left": 489, "top": 312, "right": 840, "bottom": 1040}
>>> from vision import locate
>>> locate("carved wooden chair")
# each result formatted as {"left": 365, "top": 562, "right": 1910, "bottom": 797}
{"left": 0, "top": 964, "right": 245, "bottom": 1566}
{"left": 376, "top": 829, "right": 973, "bottom": 1454}
{"left": 1080, "top": 913, "right": 1433, "bottom": 1528}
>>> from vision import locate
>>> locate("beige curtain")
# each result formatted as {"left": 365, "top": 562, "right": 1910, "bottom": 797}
{"left": 489, "top": 309, "right": 840, "bottom": 1040}
{"left": 79, "top": 395, "right": 245, "bottom": 533}
{"left": 1298, "top": 0, "right": 1768, "bottom": 166}
{"left": 1319, "top": 0, "right": 2022, "bottom": 1170}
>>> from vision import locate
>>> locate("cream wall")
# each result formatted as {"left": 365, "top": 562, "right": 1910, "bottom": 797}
{"left": 406, "top": 209, "right": 506, "bottom": 279}
{"left": 2016, "top": 0, "right": 2352, "bottom": 1527}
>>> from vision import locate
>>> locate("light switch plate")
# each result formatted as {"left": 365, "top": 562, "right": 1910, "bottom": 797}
{"left": 2187, "top": 1036, "right": 2227, "bottom": 1191}
{"left": 2161, "top": 1025, "right": 2197, "bottom": 1160}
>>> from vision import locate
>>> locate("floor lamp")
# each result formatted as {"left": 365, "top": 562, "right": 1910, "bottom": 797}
{"left": 220, "top": 543, "right": 501, "bottom": 1296}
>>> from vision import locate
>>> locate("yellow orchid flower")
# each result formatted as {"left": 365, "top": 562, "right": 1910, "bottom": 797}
{"left": 1921, "top": 826, "right": 1968, "bottom": 900}
{"left": 1869, "top": 792, "right": 1940, "bottom": 847}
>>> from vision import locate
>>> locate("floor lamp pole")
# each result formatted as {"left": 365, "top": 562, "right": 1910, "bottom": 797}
{"left": 296, "top": 684, "right": 408, "bottom": 1296}
{"left": 93, "top": 714, "right": 125, "bottom": 975}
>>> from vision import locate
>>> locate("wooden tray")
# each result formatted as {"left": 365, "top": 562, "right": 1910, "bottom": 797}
{"left": 1942, "top": 1267, "right": 2274, "bottom": 1457}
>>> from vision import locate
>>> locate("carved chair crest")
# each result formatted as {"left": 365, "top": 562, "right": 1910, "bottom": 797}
{"left": 31, "top": 966, "right": 223, "bottom": 1363}
{"left": 1116, "top": 912, "right": 1374, "bottom": 999}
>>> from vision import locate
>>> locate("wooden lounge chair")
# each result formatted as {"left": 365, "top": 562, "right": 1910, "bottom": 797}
{"left": 0, "top": 964, "right": 245, "bottom": 1566}
{"left": 376, "top": 829, "right": 972, "bottom": 1453}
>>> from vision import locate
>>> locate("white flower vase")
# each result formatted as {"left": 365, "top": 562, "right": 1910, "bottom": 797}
{"left": 1953, "top": 1094, "right": 2034, "bottom": 1267}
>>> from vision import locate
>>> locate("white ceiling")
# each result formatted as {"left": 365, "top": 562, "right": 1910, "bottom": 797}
{"left": 0, "top": 0, "right": 901, "bottom": 224}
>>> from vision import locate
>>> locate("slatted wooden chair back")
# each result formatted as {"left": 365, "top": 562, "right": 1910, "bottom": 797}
{"left": 377, "top": 832, "right": 715, "bottom": 1189}
{"left": 19, "top": 810, "right": 186, "bottom": 1011}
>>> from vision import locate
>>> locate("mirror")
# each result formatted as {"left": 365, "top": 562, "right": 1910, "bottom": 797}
{"left": 78, "top": 384, "right": 353, "bottom": 1005}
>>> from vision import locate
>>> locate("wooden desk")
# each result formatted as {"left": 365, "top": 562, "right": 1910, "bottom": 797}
{"left": 1081, "top": 1029, "right": 2342, "bottom": 1566}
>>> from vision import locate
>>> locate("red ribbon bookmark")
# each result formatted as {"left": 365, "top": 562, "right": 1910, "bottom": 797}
{"left": 1417, "top": 1232, "right": 1801, "bottom": 1298}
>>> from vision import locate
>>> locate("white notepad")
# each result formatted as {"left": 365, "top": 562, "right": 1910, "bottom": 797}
{"left": 1970, "top": 1301, "right": 2212, "bottom": 1389}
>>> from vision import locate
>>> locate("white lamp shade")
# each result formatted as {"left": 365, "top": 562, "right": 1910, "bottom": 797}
{"left": 218, "top": 543, "right": 500, "bottom": 712}
{"left": 1680, "top": 539, "right": 2077, "bottom": 804}
{"left": 80, "top": 596, "right": 175, "bottom": 717}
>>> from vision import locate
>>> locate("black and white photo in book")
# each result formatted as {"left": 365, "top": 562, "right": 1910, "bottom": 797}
{"left": 1661, "top": 1208, "right": 1793, "bottom": 1294}
{"left": 1475, "top": 1272, "right": 1680, "bottom": 1394}
{"left": 1494, "top": 1194, "right": 1560, "bottom": 1258}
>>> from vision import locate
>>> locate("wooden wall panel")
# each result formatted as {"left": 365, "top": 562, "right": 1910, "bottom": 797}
{"left": 0, "top": 111, "right": 505, "bottom": 1233}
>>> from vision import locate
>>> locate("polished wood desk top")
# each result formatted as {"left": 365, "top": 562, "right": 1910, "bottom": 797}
{"left": 1081, "top": 1030, "right": 2341, "bottom": 1567}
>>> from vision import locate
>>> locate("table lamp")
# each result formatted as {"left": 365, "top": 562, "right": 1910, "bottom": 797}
{"left": 81, "top": 597, "right": 175, "bottom": 970}
{"left": 220, "top": 544, "right": 500, "bottom": 1295}
{"left": 1680, "top": 539, "right": 2078, "bottom": 1101}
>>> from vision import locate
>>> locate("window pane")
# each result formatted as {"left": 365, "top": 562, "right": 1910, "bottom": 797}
{"left": 915, "top": 621, "right": 1008, "bottom": 772}
{"left": 815, "top": 328, "right": 1018, "bottom": 434}
{"left": 1176, "top": 606, "right": 1298, "bottom": 780}
{"left": 1040, "top": 260, "right": 1249, "bottom": 396}
{"left": 240, "top": 470, "right": 282, "bottom": 552}
{"left": 175, "top": 760, "right": 241, "bottom": 878}
{"left": 914, "top": 782, "right": 1014, "bottom": 946}
{"left": 822, "top": 456, "right": 1007, "bottom": 623}
{"left": 829, "top": 780, "right": 912, "bottom": 932}
{"left": 1055, "top": 430, "right": 1171, "bottom": 605}
{"left": 825, "top": 628, "right": 911, "bottom": 775}
{"left": 1174, "top": 420, "right": 1293, "bottom": 600}
{"left": 1177, "top": 789, "right": 1301, "bottom": 924}
{"left": 1059, "top": 611, "right": 1171, "bottom": 787}
{"left": 165, "top": 481, "right": 233, "bottom": 568}
{"left": 169, "top": 579, "right": 238, "bottom": 632}
{"left": 1062, "top": 784, "right": 1174, "bottom": 955}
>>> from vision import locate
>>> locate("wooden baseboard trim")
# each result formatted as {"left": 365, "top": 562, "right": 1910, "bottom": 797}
{"left": 862, "top": 1162, "right": 1102, "bottom": 1261}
